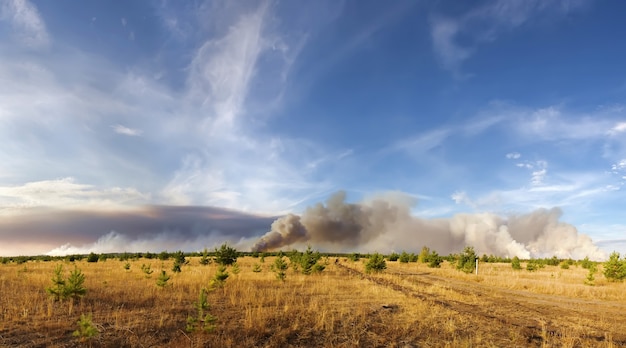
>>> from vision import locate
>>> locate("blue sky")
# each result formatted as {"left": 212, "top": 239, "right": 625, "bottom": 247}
{"left": 1, "top": 0, "right": 625, "bottom": 256}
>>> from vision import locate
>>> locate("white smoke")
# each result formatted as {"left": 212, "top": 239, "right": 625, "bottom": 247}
{"left": 252, "top": 191, "right": 607, "bottom": 260}
{"left": 46, "top": 230, "right": 251, "bottom": 256}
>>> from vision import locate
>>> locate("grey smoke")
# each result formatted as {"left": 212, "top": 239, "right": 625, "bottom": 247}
{"left": 251, "top": 191, "right": 606, "bottom": 260}
{"left": 0, "top": 205, "right": 276, "bottom": 256}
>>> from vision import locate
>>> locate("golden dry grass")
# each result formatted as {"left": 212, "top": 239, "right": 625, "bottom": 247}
{"left": 0, "top": 257, "right": 625, "bottom": 347}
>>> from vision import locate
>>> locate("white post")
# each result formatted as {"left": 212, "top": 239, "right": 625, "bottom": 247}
{"left": 475, "top": 258, "right": 478, "bottom": 275}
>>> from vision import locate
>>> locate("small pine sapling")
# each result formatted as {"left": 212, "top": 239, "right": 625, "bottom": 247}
{"left": 199, "top": 248, "right": 211, "bottom": 266}
{"left": 186, "top": 288, "right": 217, "bottom": 333}
{"left": 65, "top": 267, "right": 87, "bottom": 301}
{"left": 252, "top": 263, "right": 262, "bottom": 273}
{"left": 141, "top": 264, "right": 154, "bottom": 277}
{"left": 73, "top": 313, "right": 98, "bottom": 342}
{"left": 123, "top": 262, "right": 131, "bottom": 271}
{"left": 272, "top": 256, "right": 288, "bottom": 281}
{"left": 156, "top": 270, "right": 171, "bottom": 288}
{"left": 46, "top": 264, "right": 67, "bottom": 301}
{"left": 231, "top": 262, "right": 240, "bottom": 275}
{"left": 585, "top": 263, "right": 597, "bottom": 286}
{"left": 210, "top": 265, "right": 229, "bottom": 288}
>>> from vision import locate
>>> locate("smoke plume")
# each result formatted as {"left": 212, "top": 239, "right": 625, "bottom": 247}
{"left": 251, "top": 191, "right": 606, "bottom": 260}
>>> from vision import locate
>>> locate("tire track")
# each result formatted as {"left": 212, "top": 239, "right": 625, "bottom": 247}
{"left": 336, "top": 262, "right": 626, "bottom": 345}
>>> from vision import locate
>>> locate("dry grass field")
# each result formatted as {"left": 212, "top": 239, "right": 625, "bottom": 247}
{"left": 1, "top": 256, "right": 625, "bottom": 347}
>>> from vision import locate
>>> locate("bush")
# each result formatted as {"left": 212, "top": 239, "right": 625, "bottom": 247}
{"left": 46, "top": 265, "right": 67, "bottom": 301}
{"left": 580, "top": 256, "right": 594, "bottom": 269}
{"left": 199, "top": 248, "right": 211, "bottom": 266}
{"left": 387, "top": 252, "right": 400, "bottom": 262}
{"left": 172, "top": 251, "right": 187, "bottom": 273}
{"left": 399, "top": 251, "right": 410, "bottom": 263}
{"left": 603, "top": 252, "right": 626, "bottom": 282}
{"left": 418, "top": 246, "right": 430, "bottom": 263}
{"left": 73, "top": 313, "right": 98, "bottom": 342}
{"left": 511, "top": 256, "right": 522, "bottom": 270}
{"left": 186, "top": 288, "right": 217, "bottom": 333}
{"left": 214, "top": 243, "right": 238, "bottom": 266}
{"left": 526, "top": 260, "right": 541, "bottom": 272}
{"left": 156, "top": 271, "right": 170, "bottom": 288}
{"left": 210, "top": 265, "right": 229, "bottom": 288}
{"left": 365, "top": 253, "right": 387, "bottom": 273}
{"left": 298, "top": 246, "right": 324, "bottom": 275}
{"left": 141, "top": 264, "right": 153, "bottom": 277}
{"left": 585, "top": 264, "right": 597, "bottom": 286}
{"left": 456, "top": 246, "right": 477, "bottom": 274}
{"left": 426, "top": 251, "right": 443, "bottom": 268}
{"left": 86, "top": 252, "right": 99, "bottom": 263}
{"left": 272, "top": 256, "right": 288, "bottom": 281}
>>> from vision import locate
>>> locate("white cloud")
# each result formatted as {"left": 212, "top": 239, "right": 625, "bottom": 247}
{"left": 111, "top": 124, "right": 143, "bottom": 136}
{"left": 608, "top": 122, "right": 626, "bottom": 135}
{"left": 0, "top": 177, "right": 150, "bottom": 213}
{"left": 0, "top": 0, "right": 50, "bottom": 48}
{"left": 506, "top": 152, "right": 521, "bottom": 159}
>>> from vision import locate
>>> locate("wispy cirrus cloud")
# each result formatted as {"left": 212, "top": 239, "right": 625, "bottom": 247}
{"left": 430, "top": 0, "right": 587, "bottom": 73}
{"left": 0, "top": 1, "right": 333, "bottom": 215}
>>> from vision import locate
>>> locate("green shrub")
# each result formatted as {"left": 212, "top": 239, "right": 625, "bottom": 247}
{"left": 456, "top": 246, "right": 477, "bottom": 274}
{"left": 580, "top": 256, "right": 593, "bottom": 269}
{"left": 199, "top": 248, "right": 211, "bottom": 266}
{"left": 231, "top": 262, "right": 240, "bottom": 275}
{"left": 210, "top": 265, "right": 229, "bottom": 288}
{"left": 418, "top": 247, "right": 430, "bottom": 263}
{"left": 426, "top": 251, "right": 443, "bottom": 268}
{"left": 398, "top": 251, "right": 410, "bottom": 263}
{"left": 585, "top": 264, "right": 597, "bottom": 286}
{"left": 511, "top": 256, "right": 522, "bottom": 270}
{"left": 172, "top": 251, "right": 186, "bottom": 273}
{"left": 86, "top": 252, "right": 99, "bottom": 263}
{"left": 141, "top": 264, "right": 153, "bottom": 277}
{"left": 186, "top": 288, "right": 217, "bottom": 333}
{"left": 46, "top": 265, "right": 86, "bottom": 301}
{"left": 73, "top": 313, "right": 98, "bottom": 342}
{"left": 365, "top": 253, "right": 387, "bottom": 273}
{"left": 387, "top": 252, "right": 399, "bottom": 262}
{"left": 215, "top": 243, "right": 238, "bottom": 266}
{"left": 156, "top": 270, "right": 170, "bottom": 288}
{"left": 603, "top": 252, "right": 626, "bottom": 282}
{"left": 46, "top": 265, "right": 67, "bottom": 301}
{"left": 272, "top": 256, "right": 288, "bottom": 281}
{"left": 65, "top": 267, "right": 87, "bottom": 300}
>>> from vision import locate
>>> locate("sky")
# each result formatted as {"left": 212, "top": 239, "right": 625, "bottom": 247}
{"left": 1, "top": 0, "right": 625, "bottom": 257}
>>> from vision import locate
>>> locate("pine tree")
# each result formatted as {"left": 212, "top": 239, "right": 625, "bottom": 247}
{"left": 156, "top": 270, "right": 171, "bottom": 288}
{"left": 272, "top": 256, "right": 288, "bottom": 281}
{"left": 65, "top": 267, "right": 87, "bottom": 300}
{"left": 46, "top": 265, "right": 67, "bottom": 301}
{"left": 365, "top": 253, "right": 387, "bottom": 273}
{"left": 512, "top": 256, "right": 522, "bottom": 270}
{"left": 603, "top": 252, "right": 626, "bottom": 282}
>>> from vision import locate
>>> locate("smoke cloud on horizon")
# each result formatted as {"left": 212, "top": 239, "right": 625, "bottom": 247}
{"left": 251, "top": 191, "right": 607, "bottom": 260}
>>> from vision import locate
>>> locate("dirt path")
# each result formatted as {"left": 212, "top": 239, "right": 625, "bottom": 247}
{"left": 336, "top": 262, "right": 626, "bottom": 346}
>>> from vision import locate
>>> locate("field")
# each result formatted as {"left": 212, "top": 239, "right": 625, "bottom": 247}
{"left": 1, "top": 256, "right": 625, "bottom": 347}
